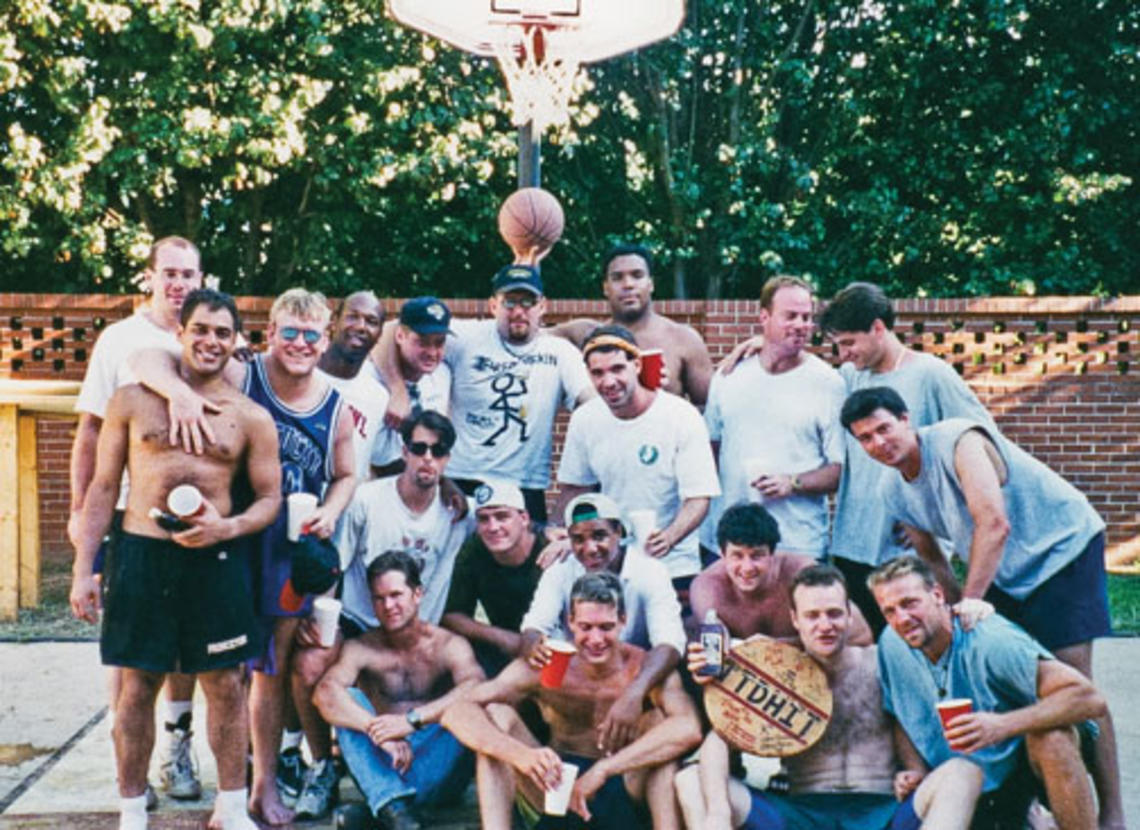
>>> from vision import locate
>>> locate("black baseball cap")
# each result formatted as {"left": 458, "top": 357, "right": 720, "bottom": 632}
{"left": 278, "top": 535, "right": 342, "bottom": 612}
{"left": 492, "top": 264, "right": 544, "bottom": 296}
{"left": 399, "top": 296, "right": 453, "bottom": 335}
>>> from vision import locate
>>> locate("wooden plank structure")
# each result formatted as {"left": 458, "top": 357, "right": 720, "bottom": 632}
{"left": 0, "top": 380, "right": 79, "bottom": 620}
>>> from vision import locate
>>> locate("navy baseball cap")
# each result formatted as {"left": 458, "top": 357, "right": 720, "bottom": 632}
{"left": 399, "top": 296, "right": 453, "bottom": 335}
{"left": 492, "top": 264, "right": 544, "bottom": 296}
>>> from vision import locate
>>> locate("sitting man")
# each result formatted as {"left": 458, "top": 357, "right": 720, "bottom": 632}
{"left": 442, "top": 571, "right": 703, "bottom": 829}
{"left": 870, "top": 556, "right": 1106, "bottom": 830}
{"left": 681, "top": 565, "right": 899, "bottom": 830}
{"left": 70, "top": 289, "right": 281, "bottom": 830}
{"left": 688, "top": 502, "right": 872, "bottom": 644}
{"left": 519, "top": 493, "right": 686, "bottom": 755}
{"left": 441, "top": 479, "right": 547, "bottom": 676}
{"left": 313, "top": 551, "right": 484, "bottom": 830}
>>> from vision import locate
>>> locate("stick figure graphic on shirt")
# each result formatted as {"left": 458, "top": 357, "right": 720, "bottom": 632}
{"left": 483, "top": 372, "right": 529, "bottom": 446}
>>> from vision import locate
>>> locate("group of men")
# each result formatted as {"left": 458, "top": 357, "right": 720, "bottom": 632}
{"left": 67, "top": 236, "right": 1123, "bottom": 830}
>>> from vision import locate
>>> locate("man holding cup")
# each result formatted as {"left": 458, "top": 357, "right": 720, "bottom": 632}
{"left": 314, "top": 551, "right": 484, "bottom": 830}
{"left": 442, "top": 572, "right": 703, "bottom": 830}
{"left": 70, "top": 289, "right": 282, "bottom": 830}
{"left": 700, "top": 275, "right": 845, "bottom": 562}
{"left": 556, "top": 325, "right": 720, "bottom": 617}
{"left": 519, "top": 494, "right": 686, "bottom": 756}
{"left": 870, "top": 556, "right": 1106, "bottom": 829}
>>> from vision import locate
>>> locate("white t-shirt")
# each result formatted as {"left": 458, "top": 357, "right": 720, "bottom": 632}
{"left": 75, "top": 308, "right": 184, "bottom": 509}
{"left": 368, "top": 359, "right": 453, "bottom": 467}
{"left": 520, "top": 552, "right": 686, "bottom": 654}
{"left": 318, "top": 367, "right": 389, "bottom": 480}
{"left": 701, "top": 353, "right": 846, "bottom": 557}
{"left": 334, "top": 476, "right": 473, "bottom": 628}
{"left": 558, "top": 392, "right": 721, "bottom": 578}
{"left": 444, "top": 319, "right": 591, "bottom": 489}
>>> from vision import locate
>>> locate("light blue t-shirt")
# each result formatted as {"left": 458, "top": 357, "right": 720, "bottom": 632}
{"left": 831, "top": 352, "right": 993, "bottom": 566}
{"left": 879, "top": 615, "right": 1050, "bottom": 792}
{"left": 888, "top": 419, "right": 1105, "bottom": 599}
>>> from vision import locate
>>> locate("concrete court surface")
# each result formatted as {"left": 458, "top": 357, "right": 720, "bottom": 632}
{"left": 1, "top": 639, "right": 1137, "bottom": 828}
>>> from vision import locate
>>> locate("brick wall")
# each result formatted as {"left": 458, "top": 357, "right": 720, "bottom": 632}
{"left": 3, "top": 293, "right": 1137, "bottom": 566}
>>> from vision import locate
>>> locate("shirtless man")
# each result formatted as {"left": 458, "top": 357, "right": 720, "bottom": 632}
{"left": 313, "top": 551, "right": 484, "bottom": 830}
{"left": 442, "top": 572, "right": 703, "bottom": 829}
{"left": 70, "top": 289, "right": 281, "bottom": 830}
{"left": 549, "top": 243, "right": 714, "bottom": 406}
{"left": 681, "top": 565, "right": 899, "bottom": 830}
{"left": 688, "top": 502, "right": 872, "bottom": 644}
{"left": 129, "top": 288, "right": 357, "bottom": 824}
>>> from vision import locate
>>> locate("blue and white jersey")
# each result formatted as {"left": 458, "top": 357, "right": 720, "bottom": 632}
{"left": 243, "top": 354, "right": 343, "bottom": 496}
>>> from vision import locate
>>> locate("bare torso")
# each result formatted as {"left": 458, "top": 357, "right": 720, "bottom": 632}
{"left": 120, "top": 384, "right": 252, "bottom": 537}
{"left": 535, "top": 644, "right": 647, "bottom": 758}
{"left": 354, "top": 626, "right": 460, "bottom": 715}
{"left": 784, "top": 646, "right": 895, "bottom": 794}
{"left": 692, "top": 555, "right": 815, "bottom": 641}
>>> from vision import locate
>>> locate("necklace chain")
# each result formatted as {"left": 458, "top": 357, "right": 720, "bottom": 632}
{"left": 927, "top": 632, "right": 953, "bottom": 698}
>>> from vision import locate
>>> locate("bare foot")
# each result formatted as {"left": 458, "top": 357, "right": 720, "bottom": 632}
{"left": 248, "top": 787, "right": 294, "bottom": 827}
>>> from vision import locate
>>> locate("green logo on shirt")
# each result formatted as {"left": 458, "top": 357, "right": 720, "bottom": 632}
{"left": 638, "top": 444, "right": 660, "bottom": 465}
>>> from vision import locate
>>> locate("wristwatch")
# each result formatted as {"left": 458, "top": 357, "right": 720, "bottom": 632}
{"left": 405, "top": 709, "right": 425, "bottom": 730}
{"left": 790, "top": 475, "right": 804, "bottom": 493}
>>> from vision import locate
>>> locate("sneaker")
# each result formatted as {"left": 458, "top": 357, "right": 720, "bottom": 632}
{"left": 293, "top": 757, "right": 339, "bottom": 820}
{"left": 144, "top": 783, "right": 158, "bottom": 811}
{"left": 160, "top": 725, "right": 202, "bottom": 800}
{"left": 276, "top": 746, "right": 308, "bottom": 809}
{"left": 376, "top": 798, "right": 421, "bottom": 830}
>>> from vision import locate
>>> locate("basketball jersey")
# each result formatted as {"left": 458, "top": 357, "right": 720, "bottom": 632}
{"left": 243, "top": 354, "right": 343, "bottom": 496}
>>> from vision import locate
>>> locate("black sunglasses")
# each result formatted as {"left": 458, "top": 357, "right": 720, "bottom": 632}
{"left": 406, "top": 440, "right": 449, "bottom": 458}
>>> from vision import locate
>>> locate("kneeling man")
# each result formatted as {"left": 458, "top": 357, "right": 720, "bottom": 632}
{"left": 871, "top": 556, "right": 1106, "bottom": 830}
{"left": 443, "top": 572, "right": 703, "bottom": 829}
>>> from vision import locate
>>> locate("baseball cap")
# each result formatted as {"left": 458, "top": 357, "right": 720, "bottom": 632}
{"left": 278, "top": 535, "right": 342, "bottom": 613}
{"left": 473, "top": 479, "right": 527, "bottom": 512}
{"left": 399, "top": 296, "right": 453, "bottom": 335}
{"left": 564, "top": 493, "right": 626, "bottom": 534}
{"left": 492, "top": 264, "right": 544, "bottom": 296}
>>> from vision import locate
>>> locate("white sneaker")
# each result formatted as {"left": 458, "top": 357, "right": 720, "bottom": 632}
{"left": 160, "top": 727, "right": 202, "bottom": 800}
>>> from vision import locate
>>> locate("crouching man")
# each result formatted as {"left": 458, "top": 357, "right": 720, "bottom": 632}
{"left": 871, "top": 556, "right": 1107, "bottom": 830}
{"left": 313, "top": 551, "right": 484, "bottom": 830}
{"left": 442, "top": 572, "right": 703, "bottom": 829}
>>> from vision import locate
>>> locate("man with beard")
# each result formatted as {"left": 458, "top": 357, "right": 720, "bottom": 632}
{"left": 550, "top": 243, "right": 714, "bottom": 406}
{"left": 315, "top": 551, "right": 484, "bottom": 830}
{"left": 70, "top": 289, "right": 281, "bottom": 830}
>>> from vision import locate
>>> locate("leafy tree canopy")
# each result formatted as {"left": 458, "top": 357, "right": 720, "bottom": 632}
{"left": 1, "top": 0, "right": 1135, "bottom": 300}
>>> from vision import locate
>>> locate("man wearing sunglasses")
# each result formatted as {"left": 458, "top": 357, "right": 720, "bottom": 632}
{"left": 376, "top": 265, "right": 593, "bottom": 522}
{"left": 128, "top": 287, "right": 357, "bottom": 825}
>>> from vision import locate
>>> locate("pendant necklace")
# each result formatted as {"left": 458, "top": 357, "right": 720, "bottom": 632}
{"left": 927, "top": 633, "right": 953, "bottom": 698}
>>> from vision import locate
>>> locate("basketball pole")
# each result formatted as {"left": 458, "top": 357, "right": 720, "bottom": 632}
{"left": 518, "top": 122, "right": 541, "bottom": 188}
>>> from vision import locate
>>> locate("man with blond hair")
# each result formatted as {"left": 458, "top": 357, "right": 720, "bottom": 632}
{"left": 130, "top": 287, "right": 357, "bottom": 825}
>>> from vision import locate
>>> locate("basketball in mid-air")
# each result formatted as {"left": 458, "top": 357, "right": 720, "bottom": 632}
{"left": 498, "top": 187, "right": 565, "bottom": 259}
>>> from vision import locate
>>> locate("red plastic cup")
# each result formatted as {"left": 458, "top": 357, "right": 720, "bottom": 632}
{"left": 639, "top": 349, "right": 664, "bottom": 389}
{"left": 539, "top": 640, "right": 577, "bottom": 689}
{"left": 936, "top": 698, "right": 973, "bottom": 747}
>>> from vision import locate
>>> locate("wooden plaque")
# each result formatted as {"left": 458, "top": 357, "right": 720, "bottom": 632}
{"left": 704, "top": 638, "right": 833, "bottom": 757}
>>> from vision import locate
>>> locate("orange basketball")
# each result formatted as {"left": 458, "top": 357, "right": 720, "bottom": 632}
{"left": 498, "top": 187, "right": 565, "bottom": 257}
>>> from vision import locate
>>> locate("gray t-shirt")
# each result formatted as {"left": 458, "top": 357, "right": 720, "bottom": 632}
{"left": 832, "top": 353, "right": 993, "bottom": 566}
{"left": 886, "top": 418, "right": 1104, "bottom": 599}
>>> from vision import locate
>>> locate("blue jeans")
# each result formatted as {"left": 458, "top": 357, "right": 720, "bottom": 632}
{"left": 337, "top": 688, "right": 474, "bottom": 814}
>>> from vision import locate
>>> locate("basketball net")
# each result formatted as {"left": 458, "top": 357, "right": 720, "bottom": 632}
{"left": 491, "top": 25, "right": 582, "bottom": 133}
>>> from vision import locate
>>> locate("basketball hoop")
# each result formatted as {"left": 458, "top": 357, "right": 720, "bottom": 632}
{"left": 387, "top": 0, "right": 685, "bottom": 134}
{"left": 491, "top": 25, "right": 581, "bottom": 132}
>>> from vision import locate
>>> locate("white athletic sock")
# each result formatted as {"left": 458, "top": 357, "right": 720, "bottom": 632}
{"left": 279, "top": 729, "right": 303, "bottom": 753}
{"left": 119, "top": 794, "right": 148, "bottom": 830}
{"left": 164, "top": 699, "right": 193, "bottom": 727}
{"left": 214, "top": 788, "right": 257, "bottom": 830}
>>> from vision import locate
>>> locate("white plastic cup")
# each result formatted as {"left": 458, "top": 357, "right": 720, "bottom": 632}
{"left": 628, "top": 509, "right": 657, "bottom": 547}
{"left": 167, "top": 484, "right": 205, "bottom": 518}
{"left": 544, "top": 761, "right": 579, "bottom": 816}
{"left": 312, "top": 597, "right": 342, "bottom": 648}
{"left": 743, "top": 458, "right": 769, "bottom": 503}
{"left": 287, "top": 492, "right": 319, "bottom": 541}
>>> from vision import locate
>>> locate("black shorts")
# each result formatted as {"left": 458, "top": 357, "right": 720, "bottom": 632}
{"left": 101, "top": 530, "right": 260, "bottom": 674}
